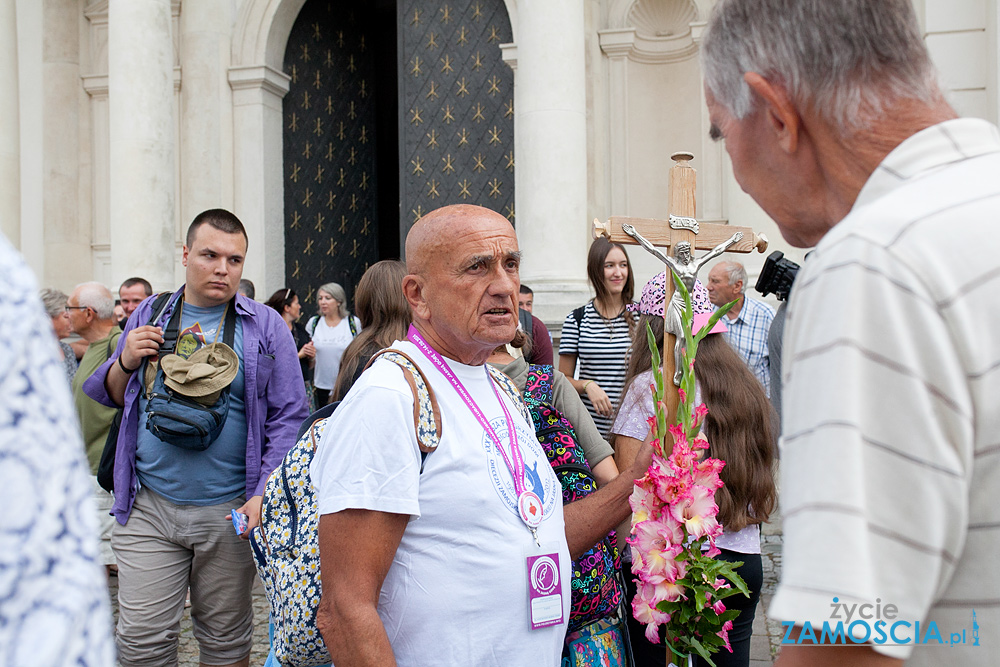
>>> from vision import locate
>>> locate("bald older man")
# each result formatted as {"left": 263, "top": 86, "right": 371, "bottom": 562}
{"left": 312, "top": 205, "right": 650, "bottom": 667}
{"left": 703, "top": 1, "right": 1000, "bottom": 666}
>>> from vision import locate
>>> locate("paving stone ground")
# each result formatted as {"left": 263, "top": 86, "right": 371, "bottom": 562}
{"left": 108, "top": 509, "right": 785, "bottom": 666}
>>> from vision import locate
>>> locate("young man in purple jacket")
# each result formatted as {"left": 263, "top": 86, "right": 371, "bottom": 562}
{"left": 84, "top": 208, "right": 306, "bottom": 667}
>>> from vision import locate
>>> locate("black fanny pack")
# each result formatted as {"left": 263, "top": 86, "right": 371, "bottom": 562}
{"left": 145, "top": 297, "right": 237, "bottom": 451}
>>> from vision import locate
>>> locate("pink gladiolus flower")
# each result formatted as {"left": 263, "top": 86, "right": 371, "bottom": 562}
{"left": 631, "top": 580, "right": 672, "bottom": 644}
{"left": 669, "top": 485, "right": 720, "bottom": 538}
{"left": 629, "top": 520, "right": 684, "bottom": 580}
{"left": 705, "top": 545, "right": 721, "bottom": 558}
{"left": 718, "top": 619, "right": 734, "bottom": 652}
{"left": 695, "top": 403, "right": 708, "bottom": 421}
{"left": 648, "top": 457, "right": 692, "bottom": 501}
{"left": 692, "top": 457, "right": 725, "bottom": 490}
{"left": 668, "top": 437, "right": 698, "bottom": 471}
{"left": 629, "top": 484, "right": 662, "bottom": 523}
{"left": 712, "top": 578, "right": 729, "bottom": 590}
{"left": 712, "top": 599, "right": 726, "bottom": 615}
{"left": 692, "top": 437, "right": 710, "bottom": 451}
{"left": 668, "top": 423, "right": 686, "bottom": 441}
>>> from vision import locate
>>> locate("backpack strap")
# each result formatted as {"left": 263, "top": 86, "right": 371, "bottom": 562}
{"left": 222, "top": 298, "right": 236, "bottom": 347}
{"left": 365, "top": 348, "right": 443, "bottom": 458}
{"left": 348, "top": 316, "right": 359, "bottom": 337}
{"left": 486, "top": 364, "right": 534, "bottom": 426}
{"left": 159, "top": 295, "right": 186, "bottom": 356}
{"left": 523, "top": 364, "right": 555, "bottom": 408}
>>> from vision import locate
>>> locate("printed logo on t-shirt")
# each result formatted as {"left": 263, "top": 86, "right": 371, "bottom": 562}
{"left": 482, "top": 417, "right": 560, "bottom": 522}
{"left": 177, "top": 322, "right": 219, "bottom": 359}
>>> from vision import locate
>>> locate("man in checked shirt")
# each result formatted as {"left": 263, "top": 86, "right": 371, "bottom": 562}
{"left": 706, "top": 260, "right": 775, "bottom": 396}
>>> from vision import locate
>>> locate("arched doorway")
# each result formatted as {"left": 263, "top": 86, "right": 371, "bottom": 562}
{"left": 281, "top": 1, "right": 397, "bottom": 307}
{"left": 281, "top": 0, "right": 514, "bottom": 310}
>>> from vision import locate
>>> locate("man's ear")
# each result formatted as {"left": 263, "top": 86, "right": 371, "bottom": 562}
{"left": 181, "top": 245, "right": 190, "bottom": 267}
{"left": 402, "top": 274, "right": 430, "bottom": 321}
{"left": 744, "top": 72, "right": 801, "bottom": 154}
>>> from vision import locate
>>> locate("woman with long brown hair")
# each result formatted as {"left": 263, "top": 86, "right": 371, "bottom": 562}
{"left": 611, "top": 272, "right": 777, "bottom": 667}
{"left": 331, "top": 260, "right": 410, "bottom": 402}
{"left": 558, "top": 237, "right": 636, "bottom": 437}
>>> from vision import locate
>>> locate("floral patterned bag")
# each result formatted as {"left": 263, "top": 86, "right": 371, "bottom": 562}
{"left": 249, "top": 349, "right": 441, "bottom": 667}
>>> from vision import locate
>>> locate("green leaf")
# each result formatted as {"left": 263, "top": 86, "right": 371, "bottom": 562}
{"left": 688, "top": 638, "right": 717, "bottom": 666}
{"left": 719, "top": 608, "right": 741, "bottom": 623}
{"left": 715, "top": 585, "right": 748, "bottom": 600}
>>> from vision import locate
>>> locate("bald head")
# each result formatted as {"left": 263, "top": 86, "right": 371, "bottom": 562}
{"left": 402, "top": 204, "right": 521, "bottom": 365}
{"left": 406, "top": 204, "right": 514, "bottom": 275}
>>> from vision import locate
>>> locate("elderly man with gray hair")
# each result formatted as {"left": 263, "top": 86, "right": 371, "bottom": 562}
{"left": 702, "top": 1, "right": 999, "bottom": 666}
{"left": 68, "top": 281, "right": 123, "bottom": 574}
{"left": 706, "top": 259, "right": 775, "bottom": 395}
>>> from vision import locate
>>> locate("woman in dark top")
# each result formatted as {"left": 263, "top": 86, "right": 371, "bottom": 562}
{"left": 265, "top": 288, "right": 316, "bottom": 412}
{"left": 331, "top": 260, "right": 410, "bottom": 402}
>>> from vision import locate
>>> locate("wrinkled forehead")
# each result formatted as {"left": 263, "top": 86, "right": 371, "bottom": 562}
{"left": 425, "top": 217, "right": 518, "bottom": 269}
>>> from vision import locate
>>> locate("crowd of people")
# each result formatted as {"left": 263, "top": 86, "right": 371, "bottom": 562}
{"left": 1, "top": 1, "right": 997, "bottom": 666}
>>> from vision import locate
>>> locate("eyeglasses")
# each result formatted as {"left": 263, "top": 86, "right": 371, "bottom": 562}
{"left": 64, "top": 305, "right": 90, "bottom": 312}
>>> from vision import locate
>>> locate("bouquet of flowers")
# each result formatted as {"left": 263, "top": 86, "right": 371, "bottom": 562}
{"left": 628, "top": 273, "right": 749, "bottom": 667}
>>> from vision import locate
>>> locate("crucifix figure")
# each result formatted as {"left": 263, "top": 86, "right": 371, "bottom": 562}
{"left": 624, "top": 224, "right": 743, "bottom": 384}
{"left": 594, "top": 151, "right": 769, "bottom": 421}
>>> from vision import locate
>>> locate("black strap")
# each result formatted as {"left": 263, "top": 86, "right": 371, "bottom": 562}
{"left": 348, "top": 316, "right": 358, "bottom": 337}
{"left": 572, "top": 304, "right": 586, "bottom": 328}
{"left": 147, "top": 292, "right": 173, "bottom": 326}
{"left": 222, "top": 299, "right": 237, "bottom": 347}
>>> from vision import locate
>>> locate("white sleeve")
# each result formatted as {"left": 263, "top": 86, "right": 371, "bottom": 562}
{"left": 310, "top": 371, "right": 423, "bottom": 518}
{"left": 610, "top": 377, "right": 653, "bottom": 441}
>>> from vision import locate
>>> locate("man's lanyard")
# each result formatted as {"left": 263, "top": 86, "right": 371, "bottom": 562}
{"left": 407, "top": 325, "right": 543, "bottom": 545}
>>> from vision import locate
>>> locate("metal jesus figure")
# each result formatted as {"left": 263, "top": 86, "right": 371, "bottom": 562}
{"left": 623, "top": 223, "right": 744, "bottom": 385}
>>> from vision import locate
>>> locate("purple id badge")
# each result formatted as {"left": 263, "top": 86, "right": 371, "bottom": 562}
{"left": 526, "top": 551, "right": 564, "bottom": 630}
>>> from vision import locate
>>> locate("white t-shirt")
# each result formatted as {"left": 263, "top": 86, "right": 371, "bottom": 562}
{"left": 311, "top": 340, "right": 570, "bottom": 667}
{"left": 310, "top": 315, "right": 360, "bottom": 390}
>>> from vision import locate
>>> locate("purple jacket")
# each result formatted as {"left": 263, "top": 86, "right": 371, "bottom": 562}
{"left": 83, "top": 288, "right": 308, "bottom": 524}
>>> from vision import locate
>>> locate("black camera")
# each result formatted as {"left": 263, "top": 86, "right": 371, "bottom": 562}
{"left": 755, "top": 251, "right": 799, "bottom": 301}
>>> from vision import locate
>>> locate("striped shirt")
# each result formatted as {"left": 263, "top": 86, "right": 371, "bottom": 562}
{"left": 720, "top": 297, "right": 774, "bottom": 396}
{"left": 771, "top": 118, "right": 1000, "bottom": 664}
{"left": 559, "top": 302, "right": 632, "bottom": 436}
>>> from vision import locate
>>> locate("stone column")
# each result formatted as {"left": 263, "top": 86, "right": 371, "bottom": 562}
{"left": 44, "top": 0, "right": 87, "bottom": 289}
{"left": 108, "top": 0, "right": 176, "bottom": 291}
{"left": 229, "top": 65, "right": 290, "bottom": 296}
{"left": 510, "top": 0, "right": 591, "bottom": 330}
{"left": 180, "top": 0, "right": 232, "bottom": 223}
{"left": 0, "top": 0, "right": 19, "bottom": 246}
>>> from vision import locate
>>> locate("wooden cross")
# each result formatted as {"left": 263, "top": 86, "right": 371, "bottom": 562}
{"left": 594, "top": 151, "right": 769, "bottom": 426}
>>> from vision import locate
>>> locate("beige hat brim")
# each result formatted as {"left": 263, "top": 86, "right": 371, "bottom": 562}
{"left": 160, "top": 343, "right": 239, "bottom": 399}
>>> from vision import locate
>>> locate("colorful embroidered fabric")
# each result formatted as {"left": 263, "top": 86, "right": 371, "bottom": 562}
{"left": 564, "top": 616, "right": 629, "bottom": 667}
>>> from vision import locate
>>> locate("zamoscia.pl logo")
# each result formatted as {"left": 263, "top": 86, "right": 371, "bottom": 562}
{"left": 781, "top": 598, "right": 982, "bottom": 647}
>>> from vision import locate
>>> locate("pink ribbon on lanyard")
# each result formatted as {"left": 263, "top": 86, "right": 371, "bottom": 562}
{"left": 407, "top": 325, "right": 543, "bottom": 543}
